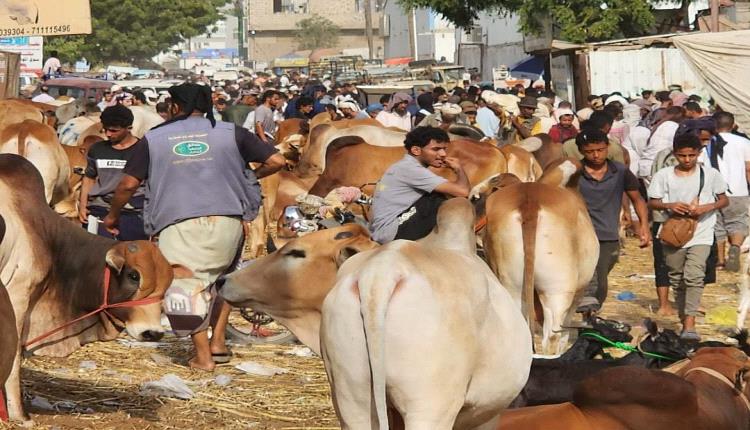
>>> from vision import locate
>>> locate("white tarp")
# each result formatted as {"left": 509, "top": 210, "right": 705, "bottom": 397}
{"left": 673, "top": 30, "right": 750, "bottom": 133}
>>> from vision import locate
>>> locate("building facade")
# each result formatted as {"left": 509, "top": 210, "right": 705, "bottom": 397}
{"left": 382, "top": 4, "right": 529, "bottom": 81}
{"left": 246, "top": 0, "right": 384, "bottom": 64}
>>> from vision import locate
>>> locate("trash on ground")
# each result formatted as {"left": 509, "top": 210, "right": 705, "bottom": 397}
{"left": 706, "top": 305, "right": 737, "bottom": 326}
{"left": 79, "top": 360, "right": 97, "bottom": 370}
{"left": 616, "top": 291, "right": 637, "bottom": 301}
{"left": 139, "top": 373, "right": 195, "bottom": 400}
{"left": 235, "top": 361, "right": 289, "bottom": 376}
{"left": 214, "top": 374, "right": 233, "bottom": 386}
{"left": 285, "top": 346, "right": 315, "bottom": 357}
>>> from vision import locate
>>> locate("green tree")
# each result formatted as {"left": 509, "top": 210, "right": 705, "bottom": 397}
{"left": 294, "top": 14, "right": 341, "bottom": 50}
{"left": 397, "top": 0, "right": 661, "bottom": 43}
{"left": 45, "top": 0, "right": 229, "bottom": 66}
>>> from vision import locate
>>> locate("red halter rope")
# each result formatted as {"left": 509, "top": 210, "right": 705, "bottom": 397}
{"left": 24, "top": 267, "right": 162, "bottom": 348}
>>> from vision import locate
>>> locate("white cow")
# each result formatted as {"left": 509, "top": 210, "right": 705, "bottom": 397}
{"left": 321, "top": 198, "right": 533, "bottom": 430}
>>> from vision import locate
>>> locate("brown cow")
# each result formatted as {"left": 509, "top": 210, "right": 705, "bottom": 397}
{"left": 482, "top": 159, "right": 599, "bottom": 355}
{"left": 0, "top": 120, "right": 71, "bottom": 210}
{"left": 0, "top": 215, "right": 18, "bottom": 422}
{"left": 0, "top": 100, "right": 46, "bottom": 130}
{"left": 57, "top": 142, "right": 93, "bottom": 221}
{"left": 219, "top": 224, "right": 378, "bottom": 354}
{"left": 499, "top": 347, "right": 750, "bottom": 430}
{"left": 0, "top": 154, "right": 173, "bottom": 423}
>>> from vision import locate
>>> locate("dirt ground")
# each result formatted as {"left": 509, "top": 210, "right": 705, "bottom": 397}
{"left": 7, "top": 237, "right": 746, "bottom": 429}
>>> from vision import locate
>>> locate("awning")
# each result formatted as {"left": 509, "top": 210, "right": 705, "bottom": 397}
{"left": 510, "top": 56, "right": 544, "bottom": 79}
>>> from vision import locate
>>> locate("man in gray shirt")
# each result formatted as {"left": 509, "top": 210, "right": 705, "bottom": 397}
{"left": 255, "top": 90, "right": 281, "bottom": 144}
{"left": 370, "top": 127, "right": 471, "bottom": 243}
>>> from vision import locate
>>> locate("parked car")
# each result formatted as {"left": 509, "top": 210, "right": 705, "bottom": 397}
{"left": 40, "top": 77, "right": 114, "bottom": 102}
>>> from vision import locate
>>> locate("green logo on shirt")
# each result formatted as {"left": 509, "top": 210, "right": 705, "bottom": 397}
{"left": 173, "top": 141, "right": 209, "bottom": 156}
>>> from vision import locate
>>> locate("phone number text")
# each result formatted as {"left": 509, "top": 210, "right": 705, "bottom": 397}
{"left": 0, "top": 25, "right": 72, "bottom": 36}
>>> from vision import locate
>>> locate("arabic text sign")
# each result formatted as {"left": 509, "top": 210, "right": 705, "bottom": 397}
{"left": 0, "top": 36, "right": 42, "bottom": 72}
{"left": 0, "top": 0, "right": 91, "bottom": 36}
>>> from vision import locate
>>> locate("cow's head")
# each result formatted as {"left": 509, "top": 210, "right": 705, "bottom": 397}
{"left": 103, "top": 241, "right": 173, "bottom": 341}
{"left": 218, "top": 224, "right": 377, "bottom": 316}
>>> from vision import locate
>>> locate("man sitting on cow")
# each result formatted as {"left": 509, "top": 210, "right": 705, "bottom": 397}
{"left": 79, "top": 105, "right": 148, "bottom": 241}
{"left": 103, "top": 83, "right": 285, "bottom": 370}
{"left": 369, "top": 126, "right": 470, "bottom": 243}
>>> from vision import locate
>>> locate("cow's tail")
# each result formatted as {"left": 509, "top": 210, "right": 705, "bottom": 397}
{"left": 520, "top": 197, "right": 540, "bottom": 346}
{"left": 17, "top": 128, "right": 29, "bottom": 158}
{"left": 358, "top": 260, "right": 401, "bottom": 430}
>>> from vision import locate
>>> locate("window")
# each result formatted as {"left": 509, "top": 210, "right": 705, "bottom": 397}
{"left": 274, "top": 0, "right": 308, "bottom": 13}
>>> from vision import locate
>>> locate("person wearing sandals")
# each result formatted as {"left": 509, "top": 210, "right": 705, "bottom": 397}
{"left": 703, "top": 112, "right": 750, "bottom": 272}
{"left": 648, "top": 133, "right": 729, "bottom": 341}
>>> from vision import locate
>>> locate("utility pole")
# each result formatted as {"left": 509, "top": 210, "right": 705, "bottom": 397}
{"left": 364, "top": 0, "right": 374, "bottom": 60}
{"left": 408, "top": 8, "right": 418, "bottom": 60}
{"left": 236, "top": 0, "right": 245, "bottom": 64}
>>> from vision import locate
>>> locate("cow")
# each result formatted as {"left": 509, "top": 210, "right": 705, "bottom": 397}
{"left": 499, "top": 347, "right": 750, "bottom": 430}
{"left": 321, "top": 198, "right": 532, "bottom": 430}
{"left": 296, "top": 123, "right": 401, "bottom": 178}
{"left": 510, "top": 319, "right": 695, "bottom": 408}
{"left": 57, "top": 142, "right": 93, "bottom": 220}
{"left": 0, "top": 120, "right": 71, "bottom": 210}
{"left": 306, "top": 137, "right": 540, "bottom": 199}
{"left": 0, "top": 99, "right": 46, "bottom": 130}
{"left": 0, "top": 214, "right": 18, "bottom": 422}
{"left": 481, "top": 158, "right": 599, "bottom": 355}
{"left": 129, "top": 105, "right": 164, "bottom": 138}
{"left": 219, "top": 224, "right": 379, "bottom": 353}
{"left": 58, "top": 115, "right": 99, "bottom": 146}
{"left": 0, "top": 154, "right": 173, "bottom": 423}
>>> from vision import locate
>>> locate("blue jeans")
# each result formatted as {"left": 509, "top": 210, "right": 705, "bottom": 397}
{"left": 85, "top": 206, "right": 148, "bottom": 241}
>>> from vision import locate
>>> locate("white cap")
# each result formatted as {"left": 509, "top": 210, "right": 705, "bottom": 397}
{"left": 143, "top": 89, "right": 158, "bottom": 100}
{"left": 440, "top": 103, "right": 462, "bottom": 116}
{"left": 110, "top": 84, "right": 122, "bottom": 92}
{"left": 289, "top": 85, "right": 300, "bottom": 92}
{"left": 338, "top": 100, "right": 359, "bottom": 111}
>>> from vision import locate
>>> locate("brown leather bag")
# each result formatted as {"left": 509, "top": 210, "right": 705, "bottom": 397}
{"left": 658, "top": 167, "right": 704, "bottom": 248}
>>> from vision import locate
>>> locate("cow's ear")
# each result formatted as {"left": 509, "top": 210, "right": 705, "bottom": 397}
{"left": 105, "top": 248, "right": 126, "bottom": 274}
{"left": 172, "top": 264, "right": 194, "bottom": 279}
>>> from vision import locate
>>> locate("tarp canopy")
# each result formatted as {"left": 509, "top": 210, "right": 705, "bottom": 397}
{"left": 673, "top": 30, "right": 750, "bottom": 133}
{"left": 510, "top": 55, "right": 544, "bottom": 80}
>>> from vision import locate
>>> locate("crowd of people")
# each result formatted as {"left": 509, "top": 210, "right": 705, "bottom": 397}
{"left": 57, "top": 62, "right": 750, "bottom": 365}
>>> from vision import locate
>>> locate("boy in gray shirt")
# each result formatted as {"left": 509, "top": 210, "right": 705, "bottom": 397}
{"left": 370, "top": 127, "right": 471, "bottom": 243}
{"left": 255, "top": 90, "right": 281, "bottom": 144}
{"left": 648, "top": 133, "right": 728, "bottom": 341}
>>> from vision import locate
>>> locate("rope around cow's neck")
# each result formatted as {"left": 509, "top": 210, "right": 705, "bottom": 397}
{"left": 579, "top": 331, "right": 679, "bottom": 361}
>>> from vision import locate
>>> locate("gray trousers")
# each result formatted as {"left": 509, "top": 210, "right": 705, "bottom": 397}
{"left": 584, "top": 240, "right": 621, "bottom": 306}
{"left": 663, "top": 244, "right": 711, "bottom": 318}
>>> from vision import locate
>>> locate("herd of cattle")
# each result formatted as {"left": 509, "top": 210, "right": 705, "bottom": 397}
{"left": 1, "top": 99, "right": 750, "bottom": 428}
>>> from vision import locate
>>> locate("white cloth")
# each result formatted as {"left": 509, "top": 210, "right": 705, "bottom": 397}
{"left": 43, "top": 57, "right": 61, "bottom": 75}
{"left": 640, "top": 121, "right": 679, "bottom": 179}
{"left": 32, "top": 93, "right": 55, "bottom": 103}
{"left": 624, "top": 125, "right": 651, "bottom": 176}
{"left": 476, "top": 106, "right": 500, "bottom": 138}
{"left": 376, "top": 110, "right": 412, "bottom": 132}
{"left": 242, "top": 110, "right": 256, "bottom": 132}
{"left": 707, "top": 132, "right": 750, "bottom": 196}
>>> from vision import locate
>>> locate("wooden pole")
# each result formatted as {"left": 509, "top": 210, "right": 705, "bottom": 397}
{"left": 711, "top": 0, "right": 720, "bottom": 32}
{"left": 364, "top": 0, "right": 374, "bottom": 60}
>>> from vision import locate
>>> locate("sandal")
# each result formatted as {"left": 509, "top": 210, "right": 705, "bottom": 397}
{"left": 680, "top": 330, "right": 701, "bottom": 342}
{"left": 212, "top": 350, "right": 233, "bottom": 364}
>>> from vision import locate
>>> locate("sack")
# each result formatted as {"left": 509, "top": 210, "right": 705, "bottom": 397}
{"left": 658, "top": 167, "right": 705, "bottom": 248}
{"left": 659, "top": 216, "right": 698, "bottom": 247}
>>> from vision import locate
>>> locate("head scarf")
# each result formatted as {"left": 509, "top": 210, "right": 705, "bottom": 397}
{"left": 366, "top": 103, "right": 384, "bottom": 114}
{"left": 166, "top": 83, "right": 216, "bottom": 127}
{"left": 670, "top": 91, "right": 688, "bottom": 107}
{"left": 622, "top": 104, "right": 642, "bottom": 128}
{"left": 554, "top": 108, "right": 575, "bottom": 122}
{"left": 387, "top": 92, "right": 412, "bottom": 112}
{"left": 417, "top": 92, "right": 434, "bottom": 112}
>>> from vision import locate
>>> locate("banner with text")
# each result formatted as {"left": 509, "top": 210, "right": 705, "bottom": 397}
{"left": 0, "top": 36, "right": 42, "bottom": 73}
{"left": 0, "top": 0, "right": 91, "bottom": 37}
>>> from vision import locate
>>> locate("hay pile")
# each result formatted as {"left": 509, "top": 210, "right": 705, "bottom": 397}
{"left": 12, "top": 237, "right": 745, "bottom": 429}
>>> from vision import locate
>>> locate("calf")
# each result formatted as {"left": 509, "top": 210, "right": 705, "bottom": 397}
{"left": 510, "top": 319, "right": 692, "bottom": 408}
{"left": 0, "top": 154, "right": 173, "bottom": 423}
{"left": 501, "top": 347, "right": 750, "bottom": 430}
{"left": 321, "top": 199, "right": 532, "bottom": 429}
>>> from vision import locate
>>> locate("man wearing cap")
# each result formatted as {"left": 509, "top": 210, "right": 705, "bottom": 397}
{"left": 376, "top": 92, "right": 413, "bottom": 131}
{"left": 417, "top": 103, "right": 463, "bottom": 130}
{"left": 103, "top": 83, "right": 286, "bottom": 371}
{"left": 79, "top": 105, "right": 147, "bottom": 240}
{"left": 338, "top": 100, "right": 360, "bottom": 120}
{"left": 460, "top": 101, "right": 478, "bottom": 126}
{"left": 359, "top": 103, "right": 383, "bottom": 120}
{"left": 32, "top": 85, "right": 55, "bottom": 103}
{"left": 577, "top": 96, "right": 604, "bottom": 122}
{"left": 511, "top": 96, "right": 542, "bottom": 141}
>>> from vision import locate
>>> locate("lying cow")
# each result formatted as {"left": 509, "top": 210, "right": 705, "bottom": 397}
{"left": 0, "top": 215, "right": 17, "bottom": 422}
{"left": 500, "top": 347, "right": 750, "bottom": 430}
{"left": 0, "top": 154, "right": 173, "bottom": 423}
{"left": 481, "top": 158, "right": 599, "bottom": 355}
{"left": 321, "top": 198, "right": 533, "bottom": 429}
